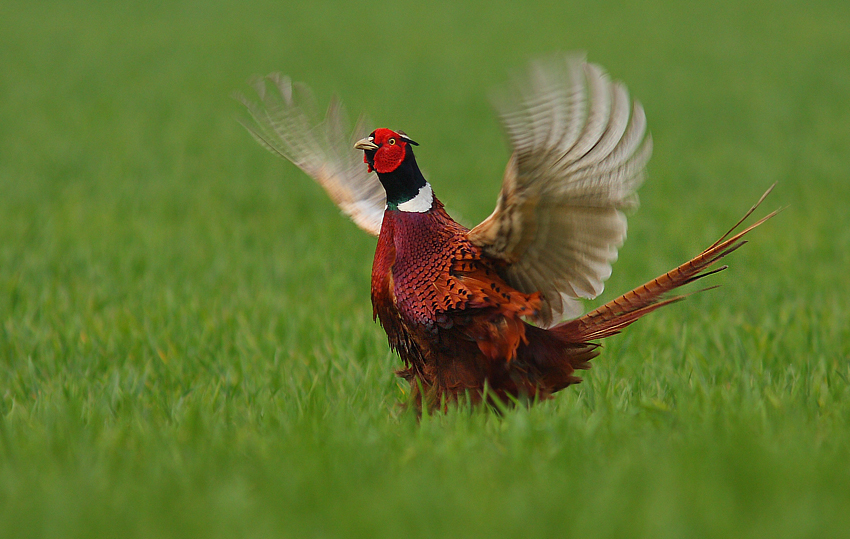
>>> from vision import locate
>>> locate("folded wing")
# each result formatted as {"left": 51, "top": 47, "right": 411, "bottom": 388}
{"left": 468, "top": 55, "right": 652, "bottom": 327}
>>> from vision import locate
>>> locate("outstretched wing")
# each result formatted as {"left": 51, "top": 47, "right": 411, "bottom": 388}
{"left": 237, "top": 74, "right": 386, "bottom": 236}
{"left": 467, "top": 54, "right": 652, "bottom": 328}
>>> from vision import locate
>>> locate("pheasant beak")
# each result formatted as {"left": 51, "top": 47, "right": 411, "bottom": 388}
{"left": 354, "top": 136, "right": 379, "bottom": 151}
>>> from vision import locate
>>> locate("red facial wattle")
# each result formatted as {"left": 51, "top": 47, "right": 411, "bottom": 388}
{"left": 371, "top": 128, "right": 407, "bottom": 174}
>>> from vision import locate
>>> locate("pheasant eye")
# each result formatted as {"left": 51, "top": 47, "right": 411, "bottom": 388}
{"left": 388, "top": 138, "right": 396, "bottom": 145}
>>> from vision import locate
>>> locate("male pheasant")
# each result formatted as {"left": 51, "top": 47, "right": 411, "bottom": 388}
{"left": 239, "top": 55, "right": 776, "bottom": 408}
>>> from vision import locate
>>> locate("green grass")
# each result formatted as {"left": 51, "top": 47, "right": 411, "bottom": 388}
{"left": 2, "top": 0, "right": 849, "bottom": 536}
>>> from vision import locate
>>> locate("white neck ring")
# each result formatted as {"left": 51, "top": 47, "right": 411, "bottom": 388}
{"left": 396, "top": 183, "right": 433, "bottom": 213}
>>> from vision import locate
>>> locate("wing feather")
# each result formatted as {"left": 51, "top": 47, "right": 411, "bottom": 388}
{"left": 237, "top": 74, "right": 385, "bottom": 236}
{"left": 469, "top": 55, "right": 651, "bottom": 327}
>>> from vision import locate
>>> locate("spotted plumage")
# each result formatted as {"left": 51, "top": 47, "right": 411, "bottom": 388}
{"left": 370, "top": 198, "right": 597, "bottom": 405}
{"left": 239, "top": 55, "right": 776, "bottom": 409}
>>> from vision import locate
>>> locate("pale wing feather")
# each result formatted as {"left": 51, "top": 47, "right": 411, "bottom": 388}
{"left": 237, "top": 74, "right": 385, "bottom": 236}
{"left": 469, "top": 55, "right": 652, "bottom": 327}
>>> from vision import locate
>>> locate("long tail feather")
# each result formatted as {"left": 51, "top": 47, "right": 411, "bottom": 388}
{"left": 557, "top": 186, "right": 780, "bottom": 342}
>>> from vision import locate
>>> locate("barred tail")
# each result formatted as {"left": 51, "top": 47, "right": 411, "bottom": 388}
{"left": 556, "top": 185, "right": 780, "bottom": 343}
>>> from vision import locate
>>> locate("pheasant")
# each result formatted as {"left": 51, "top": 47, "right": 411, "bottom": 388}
{"left": 239, "top": 55, "right": 776, "bottom": 409}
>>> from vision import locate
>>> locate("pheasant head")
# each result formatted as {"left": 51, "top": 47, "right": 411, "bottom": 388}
{"left": 355, "top": 128, "right": 431, "bottom": 212}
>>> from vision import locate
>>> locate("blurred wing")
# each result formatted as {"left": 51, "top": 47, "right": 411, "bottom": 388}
{"left": 468, "top": 55, "right": 652, "bottom": 327}
{"left": 237, "top": 74, "right": 385, "bottom": 236}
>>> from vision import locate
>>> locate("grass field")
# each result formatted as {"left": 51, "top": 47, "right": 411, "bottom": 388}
{"left": 1, "top": 0, "right": 849, "bottom": 536}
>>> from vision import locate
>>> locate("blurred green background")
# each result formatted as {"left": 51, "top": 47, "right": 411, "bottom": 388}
{"left": 1, "top": 0, "right": 849, "bottom": 537}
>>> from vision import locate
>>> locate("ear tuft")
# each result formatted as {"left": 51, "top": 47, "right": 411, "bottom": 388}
{"left": 398, "top": 131, "right": 419, "bottom": 146}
